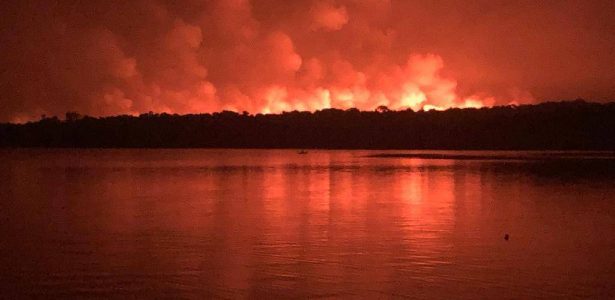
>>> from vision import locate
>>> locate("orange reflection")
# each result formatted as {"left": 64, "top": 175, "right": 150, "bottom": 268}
{"left": 395, "top": 162, "right": 456, "bottom": 268}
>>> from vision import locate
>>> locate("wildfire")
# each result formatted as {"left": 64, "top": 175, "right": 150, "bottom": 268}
{"left": 1, "top": 0, "right": 534, "bottom": 123}
{"left": 257, "top": 54, "right": 497, "bottom": 114}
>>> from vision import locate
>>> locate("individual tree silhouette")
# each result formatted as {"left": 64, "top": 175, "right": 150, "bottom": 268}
{"left": 65, "top": 111, "right": 82, "bottom": 122}
{"left": 376, "top": 105, "right": 390, "bottom": 113}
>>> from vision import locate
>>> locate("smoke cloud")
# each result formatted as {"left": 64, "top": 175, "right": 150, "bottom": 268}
{"left": 1, "top": 0, "right": 614, "bottom": 122}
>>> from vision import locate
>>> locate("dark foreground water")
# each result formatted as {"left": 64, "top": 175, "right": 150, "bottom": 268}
{"left": 1, "top": 149, "right": 614, "bottom": 299}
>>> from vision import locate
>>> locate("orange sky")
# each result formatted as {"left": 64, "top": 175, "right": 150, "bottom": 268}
{"left": 1, "top": 0, "right": 614, "bottom": 122}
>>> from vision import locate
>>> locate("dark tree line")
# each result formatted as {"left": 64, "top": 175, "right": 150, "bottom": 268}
{"left": 1, "top": 100, "right": 614, "bottom": 150}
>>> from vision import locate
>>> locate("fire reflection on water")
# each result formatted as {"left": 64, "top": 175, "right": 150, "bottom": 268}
{"left": 1, "top": 149, "right": 614, "bottom": 298}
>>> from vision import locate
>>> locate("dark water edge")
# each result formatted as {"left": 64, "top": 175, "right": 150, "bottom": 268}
{"left": 367, "top": 151, "right": 615, "bottom": 160}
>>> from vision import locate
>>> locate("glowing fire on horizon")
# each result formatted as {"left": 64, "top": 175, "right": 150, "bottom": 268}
{"left": 2, "top": 0, "right": 537, "bottom": 123}
{"left": 252, "top": 54, "right": 497, "bottom": 115}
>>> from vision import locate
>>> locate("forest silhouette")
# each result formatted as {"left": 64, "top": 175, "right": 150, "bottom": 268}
{"left": 1, "top": 100, "right": 614, "bottom": 150}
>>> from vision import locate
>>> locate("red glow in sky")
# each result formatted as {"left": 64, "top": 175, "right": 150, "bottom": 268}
{"left": 1, "top": 0, "right": 614, "bottom": 122}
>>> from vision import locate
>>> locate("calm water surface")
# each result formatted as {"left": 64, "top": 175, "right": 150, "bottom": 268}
{"left": 1, "top": 149, "right": 614, "bottom": 299}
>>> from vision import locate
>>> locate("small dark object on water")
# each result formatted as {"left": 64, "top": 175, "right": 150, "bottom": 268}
{"left": 504, "top": 233, "right": 510, "bottom": 241}
{"left": 298, "top": 150, "right": 308, "bottom": 154}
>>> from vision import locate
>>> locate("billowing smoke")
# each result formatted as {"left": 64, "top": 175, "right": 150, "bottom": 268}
{"left": 1, "top": 0, "right": 614, "bottom": 122}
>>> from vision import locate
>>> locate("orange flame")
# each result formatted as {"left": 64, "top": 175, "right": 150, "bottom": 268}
{"left": 255, "top": 54, "right": 497, "bottom": 114}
